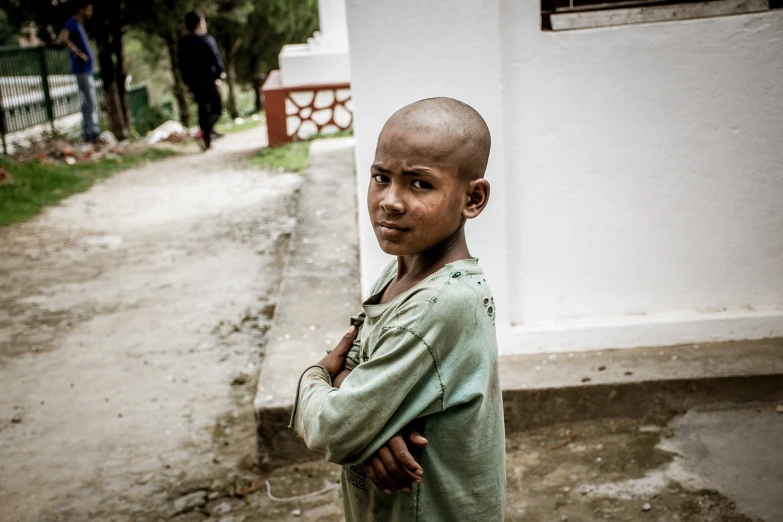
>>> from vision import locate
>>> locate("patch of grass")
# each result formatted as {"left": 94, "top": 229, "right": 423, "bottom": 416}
{"left": 248, "top": 129, "right": 354, "bottom": 173}
{"left": 0, "top": 148, "right": 176, "bottom": 226}
{"left": 216, "top": 113, "right": 265, "bottom": 135}
{"left": 249, "top": 141, "right": 310, "bottom": 173}
{"left": 314, "top": 129, "right": 354, "bottom": 139}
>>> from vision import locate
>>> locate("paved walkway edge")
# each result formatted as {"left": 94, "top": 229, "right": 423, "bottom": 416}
{"left": 254, "top": 138, "right": 361, "bottom": 470}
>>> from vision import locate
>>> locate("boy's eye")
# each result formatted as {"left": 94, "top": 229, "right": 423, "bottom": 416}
{"left": 372, "top": 174, "right": 389, "bottom": 183}
{"left": 411, "top": 180, "right": 431, "bottom": 190}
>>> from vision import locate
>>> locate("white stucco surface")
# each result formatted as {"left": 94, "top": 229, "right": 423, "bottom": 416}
{"left": 345, "top": 0, "right": 510, "bottom": 318}
{"left": 279, "top": 0, "right": 351, "bottom": 86}
{"left": 345, "top": 1, "right": 783, "bottom": 353}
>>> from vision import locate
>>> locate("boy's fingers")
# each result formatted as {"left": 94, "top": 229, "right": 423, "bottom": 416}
{"left": 388, "top": 434, "right": 423, "bottom": 480}
{"left": 378, "top": 445, "right": 417, "bottom": 487}
{"left": 408, "top": 431, "right": 429, "bottom": 448}
{"left": 333, "top": 326, "right": 357, "bottom": 355}
{"left": 371, "top": 456, "right": 403, "bottom": 493}
{"left": 364, "top": 462, "right": 385, "bottom": 493}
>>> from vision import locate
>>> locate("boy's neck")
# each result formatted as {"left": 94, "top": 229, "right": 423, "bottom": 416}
{"left": 395, "top": 227, "right": 471, "bottom": 284}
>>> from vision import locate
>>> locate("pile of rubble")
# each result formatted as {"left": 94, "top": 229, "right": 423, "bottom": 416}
{"left": 13, "top": 130, "right": 127, "bottom": 165}
{"left": 145, "top": 121, "right": 191, "bottom": 144}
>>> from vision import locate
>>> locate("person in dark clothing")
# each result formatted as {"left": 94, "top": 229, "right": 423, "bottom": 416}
{"left": 178, "top": 12, "right": 225, "bottom": 150}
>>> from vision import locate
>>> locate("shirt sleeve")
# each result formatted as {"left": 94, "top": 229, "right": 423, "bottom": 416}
{"left": 290, "top": 324, "right": 444, "bottom": 466}
{"left": 206, "top": 35, "right": 225, "bottom": 76}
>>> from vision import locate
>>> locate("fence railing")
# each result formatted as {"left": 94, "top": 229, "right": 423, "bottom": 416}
{"left": 0, "top": 45, "right": 149, "bottom": 154}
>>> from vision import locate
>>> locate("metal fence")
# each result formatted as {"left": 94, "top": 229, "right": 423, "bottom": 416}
{"left": 0, "top": 45, "right": 148, "bottom": 154}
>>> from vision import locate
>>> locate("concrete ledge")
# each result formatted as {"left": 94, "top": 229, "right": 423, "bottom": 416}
{"left": 254, "top": 138, "right": 783, "bottom": 470}
{"left": 254, "top": 137, "right": 361, "bottom": 469}
{"left": 501, "top": 339, "right": 783, "bottom": 430}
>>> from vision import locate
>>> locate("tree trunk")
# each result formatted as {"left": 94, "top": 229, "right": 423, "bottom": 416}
{"left": 93, "top": 6, "right": 129, "bottom": 140}
{"left": 112, "top": 24, "right": 130, "bottom": 129}
{"left": 96, "top": 42, "right": 129, "bottom": 140}
{"left": 252, "top": 74, "right": 264, "bottom": 113}
{"left": 225, "top": 38, "right": 242, "bottom": 119}
{"left": 164, "top": 31, "right": 190, "bottom": 128}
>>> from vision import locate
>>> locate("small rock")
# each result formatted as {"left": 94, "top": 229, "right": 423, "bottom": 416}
{"left": 597, "top": 365, "right": 606, "bottom": 371}
{"left": 61, "top": 145, "right": 75, "bottom": 157}
{"left": 642, "top": 502, "right": 652, "bottom": 512}
{"left": 776, "top": 404, "right": 783, "bottom": 414}
{"left": 624, "top": 371, "right": 633, "bottom": 376}
{"left": 170, "top": 490, "right": 207, "bottom": 517}
{"left": 206, "top": 498, "right": 244, "bottom": 516}
{"left": 98, "top": 130, "right": 118, "bottom": 147}
{"left": 10, "top": 414, "right": 22, "bottom": 424}
{"left": 136, "top": 472, "right": 155, "bottom": 485}
{"left": 581, "top": 377, "right": 591, "bottom": 383}
{"left": 65, "top": 157, "right": 76, "bottom": 165}
{"left": 291, "top": 509, "right": 302, "bottom": 517}
{"left": 231, "top": 373, "right": 249, "bottom": 386}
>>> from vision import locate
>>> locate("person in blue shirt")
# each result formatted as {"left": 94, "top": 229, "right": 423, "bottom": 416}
{"left": 178, "top": 12, "right": 226, "bottom": 151}
{"left": 57, "top": 0, "right": 100, "bottom": 143}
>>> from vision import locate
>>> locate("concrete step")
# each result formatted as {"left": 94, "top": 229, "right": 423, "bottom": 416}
{"left": 254, "top": 138, "right": 783, "bottom": 470}
{"left": 500, "top": 338, "right": 783, "bottom": 432}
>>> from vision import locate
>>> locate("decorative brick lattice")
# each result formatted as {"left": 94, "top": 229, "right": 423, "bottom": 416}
{"left": 285, "top": 88, "right": 353, "bottom": 140}
{"left": 262, "top": 70, "right": 352, "bottom": 147}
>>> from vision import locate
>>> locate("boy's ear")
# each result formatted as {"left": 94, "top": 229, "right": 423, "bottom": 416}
{"left": 463, "top": 179, "right": 490, "bottom": 219}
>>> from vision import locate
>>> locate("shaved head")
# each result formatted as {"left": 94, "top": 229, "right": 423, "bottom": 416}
{"left": 380, "top": 97, "right": 491, "bottom": 181}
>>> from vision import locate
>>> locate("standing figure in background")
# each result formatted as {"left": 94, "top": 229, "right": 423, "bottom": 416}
{"left": 178, "top": 12, "right": 225, "bottom": 151}
{"left": 57, "top": 0, "right": 100, "bottom": 144}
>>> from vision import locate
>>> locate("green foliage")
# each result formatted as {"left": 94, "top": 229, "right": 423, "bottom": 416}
{"left": 215, "top": 112, "right": 264, "bottom": 134}
{"left": 0, "top": 148, "right": 177, "bottom": 226}
{"left": 247, "top": 130, "right": 352, "bottom": 173}
{"left": 249, "top": 141, "right": 310, "bottom": 173}
{"left": 236, "top": 0, "right": 320, "bottom": 85}
{"left": 133, "top": 104, "right": 173, "bottom": 136}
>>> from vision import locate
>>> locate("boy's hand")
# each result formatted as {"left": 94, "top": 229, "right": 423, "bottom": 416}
{"left": 363, "top": 430, "right": 428, "bottom": 494}
{"left": 317, "top": 326, "right": 357, "bottom": 380}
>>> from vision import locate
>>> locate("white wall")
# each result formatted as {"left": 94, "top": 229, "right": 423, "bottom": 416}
{"left": 345, "top": 0, "right": 783, "bottom": 353}
{"left": 501, "top": 3, "right": 783, "bottom": 351}
{"left": 345, "top": 0, "right": 510, "bottom": 318}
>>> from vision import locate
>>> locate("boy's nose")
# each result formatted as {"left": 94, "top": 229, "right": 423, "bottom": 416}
{"left": 380, "top": 187, "right": 405, "bottom": 213}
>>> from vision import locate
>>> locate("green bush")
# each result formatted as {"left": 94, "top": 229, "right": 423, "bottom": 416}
{"left": 133, "top": 104, "right": 173, "bottom": 136}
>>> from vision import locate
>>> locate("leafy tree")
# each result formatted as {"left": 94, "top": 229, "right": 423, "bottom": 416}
{"left": 235, "top": 0, "right": 319, "bottom": 113}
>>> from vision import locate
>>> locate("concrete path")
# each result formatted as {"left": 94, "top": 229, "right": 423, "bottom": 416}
{"left": 0, "top": 127, "right": 303, "bottom": 521}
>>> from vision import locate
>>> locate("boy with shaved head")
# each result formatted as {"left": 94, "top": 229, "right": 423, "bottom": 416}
{"left": 291, "top": 98, "right": 505, "bottom": 521}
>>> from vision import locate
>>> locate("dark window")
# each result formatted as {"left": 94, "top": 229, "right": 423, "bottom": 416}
{"left": 542, "top": 0, "right": 780, "bottom": 31}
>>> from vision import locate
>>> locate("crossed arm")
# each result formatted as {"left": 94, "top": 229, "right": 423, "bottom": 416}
{"left": 314, "top": 327, "right": 429, "bottom": 494}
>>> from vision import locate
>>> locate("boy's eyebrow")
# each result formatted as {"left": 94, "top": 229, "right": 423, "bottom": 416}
{"left": 370, "top": 164, "right": 436, "bottom": 176}
{"left": 402, "top": 167, "right": 435, "bottom": 176}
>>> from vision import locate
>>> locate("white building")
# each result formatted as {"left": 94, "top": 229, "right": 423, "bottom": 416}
{"left": 344, "top": 0, "right": 783, "bottom": 354}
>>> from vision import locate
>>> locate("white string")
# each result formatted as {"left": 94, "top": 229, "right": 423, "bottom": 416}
{"left": 264, "top": 479, "right": 340, "bottom": 503}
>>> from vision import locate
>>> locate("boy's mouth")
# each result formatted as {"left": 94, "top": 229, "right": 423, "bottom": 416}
{"left": 377, "top": 221, "right": 409, "bottom": 236}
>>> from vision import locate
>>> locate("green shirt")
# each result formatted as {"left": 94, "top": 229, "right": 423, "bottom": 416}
{"left": 291, "top": 258, "right": 506, "bottom": 521}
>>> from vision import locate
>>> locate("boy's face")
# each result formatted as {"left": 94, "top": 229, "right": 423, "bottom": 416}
{"left": 369, "top": 124, "right": 469, "bottom": 257}
{"left": 82, "top": 5, "right": 94, "bottom": 18}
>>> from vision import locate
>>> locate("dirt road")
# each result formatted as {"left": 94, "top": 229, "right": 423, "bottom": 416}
{"left": 0, "top": 128, "right": 302, "bottom": 521}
